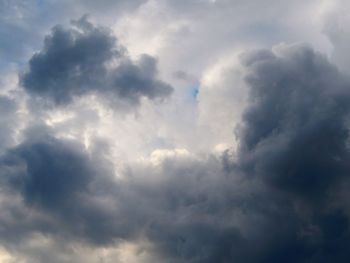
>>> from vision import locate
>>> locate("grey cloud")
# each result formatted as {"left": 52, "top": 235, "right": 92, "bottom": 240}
{"left": 22, "top": 16, "right": 173, "bottom": 106}
{"left": 0, "top": 132, "right": 247, "bottom": 261}
{"left": 0, "top": 132, "right": 136, "bottom": 247}
{"left": 238, "top": 44, "right": 350, "bottom": 202}
{"left": 8, "top": 136, "right": 94, "bottom": 208}
{"left": 127, "top": 44, "right": 350, "bottom": 262}
{"left": 0, "top": 96, "right": 18, "bottom": 152}
{"left": 3, "top": 44, "right": 350, "bottom": 263}
{"left": 173, "top": 70, "right": 198, "bottom": 84}
{"left": 233, "top": 44, "right": 350, "bottom": 261}
{"left": 0, "top": 132, "right": 330, "bottom": 263}
{"left": 112, "top": 54, "right": 174, "bottom": 103}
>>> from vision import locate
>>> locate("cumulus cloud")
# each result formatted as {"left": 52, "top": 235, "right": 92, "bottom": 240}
{"left": 1, "top": 44, "right": 350, "bottom": 262}
{"left": 234, "top": 44, "right": 350, "bottom": 261}
{"left": 238, "top": 44, "right": 350, "bottom": 201}
{"left": 22, "top": 16, "right": 173, "bottom": 106}
{"left": 3, "top": 1, "right": 350, "bottom": 262}
{"left": 0, "top": 130, "right": 118, "bottom": 244}
{"left": 0, "top": 129, "right": 240, "bottom": 258}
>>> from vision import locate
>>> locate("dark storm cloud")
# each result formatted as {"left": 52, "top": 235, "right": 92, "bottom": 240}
{"left": 3, "top": 44, "right": 350, "bottom": 262}
{"left": 0, "top": 130, "right": 135, "bottom": 245}
{"left": 7, "top": 135, "right": 94, "bottom": 208}
{"left": 233, "top": 44, "right": 350, "bottom": 262}
{"left": 238, "top": 44, "right": 350, "bottom": 202}
{"left": 0, "top": 132, "right": 328, "bottom": 262}
{"left": 128, "top": 44, "right": 350, "bottom": 262}
{"left": 22, "top": 16, "right": 173, "bottom": 105}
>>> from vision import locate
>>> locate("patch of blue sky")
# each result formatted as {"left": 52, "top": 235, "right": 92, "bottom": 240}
{"left": 190, "top": 84, "right": 199, "bottom": 100}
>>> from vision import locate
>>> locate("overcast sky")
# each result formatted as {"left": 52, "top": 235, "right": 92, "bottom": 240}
{"left": 1, "top": 0, "right": 350, "bottom": 262}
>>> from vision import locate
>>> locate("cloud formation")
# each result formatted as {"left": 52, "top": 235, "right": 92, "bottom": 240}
{"left": 1, "top": 44, "right": 350, "bottom": 262}
{"left": 2, "top": 1, "right": 350, "bottom": 262}
{"left": 238, "top": 44, "right": 350, "bottom": 201}
{"left": 22, "top": 16, "right": 173, "bottom": 106}
{"left": 233, "top": 44, "right": 350, "bottom": 262}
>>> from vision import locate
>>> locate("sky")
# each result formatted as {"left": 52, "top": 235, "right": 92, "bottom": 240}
{"left": 1, "top": 0, "right": 350, "bottom": 262}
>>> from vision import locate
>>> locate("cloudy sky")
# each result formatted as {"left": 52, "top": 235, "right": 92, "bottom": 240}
{"left": 1, "top": 0, "right": 350, "bottom": 262}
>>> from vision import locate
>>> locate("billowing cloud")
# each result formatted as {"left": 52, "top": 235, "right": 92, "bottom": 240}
{"left": 1, "top": 44, "right": 350, "bottom": 262}
{"left": 22, "top": 16, "right": 173, "bottom": 106}
{"left": 232, "top": 44, "right": 350, "bottom": 262}
{"left": 2, "top": 1, "right": 350, "bottom": 262}
{"left": 238, "top": 44, "right": 350, "bottom": 201}
{"left": 0, "top": 130, "right": 118, "bottom": 244}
